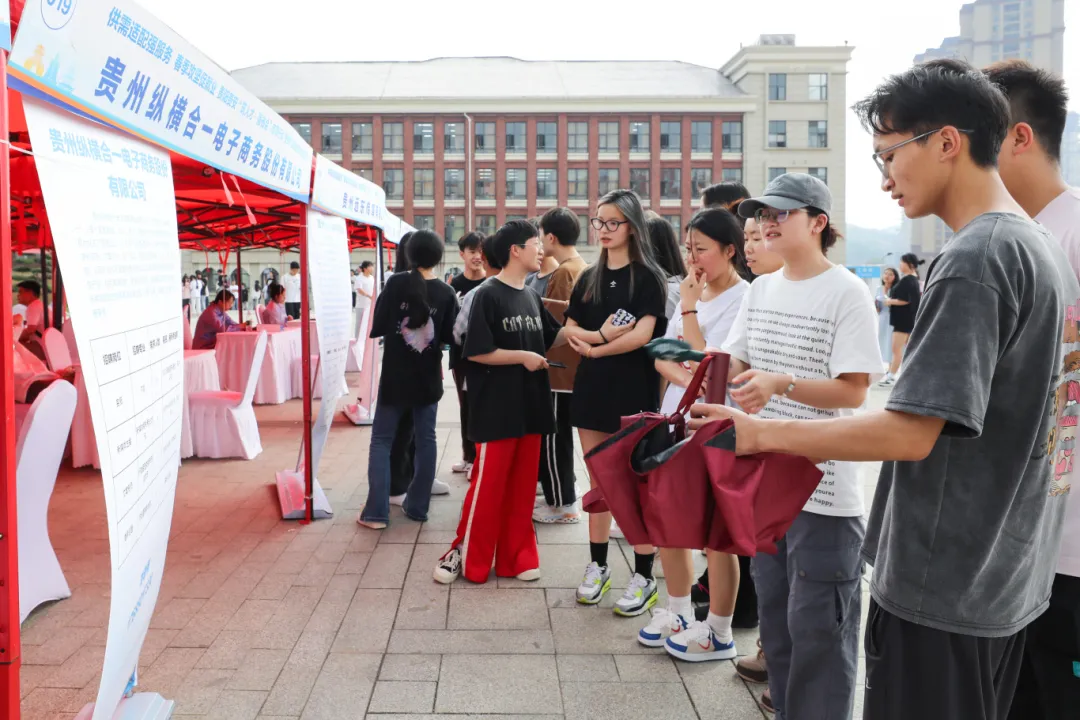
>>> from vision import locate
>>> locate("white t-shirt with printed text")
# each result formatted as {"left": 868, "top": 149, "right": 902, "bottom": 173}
{"left": 723, "top": 265, "right": 882, "bottom": 517}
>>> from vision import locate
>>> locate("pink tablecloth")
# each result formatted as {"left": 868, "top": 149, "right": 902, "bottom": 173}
{"left": 286, "top": 319, "right": 320, "bottom": 356}
{"left": 215, "top": 327, "right": 301, "bottom": 405}
{"left": 180, "top": 349, "right": 220, "bottom": 459}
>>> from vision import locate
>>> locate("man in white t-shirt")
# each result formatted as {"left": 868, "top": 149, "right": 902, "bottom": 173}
{"left": 16, "top": 280, "right": 47, "bottom": 360}
{"left": 986, "top": 59, "right": 1080, "bottom": 720}
{"left": 189, "top": 274, "right": 204, "bottom": 314}
{"left": 353, "top": 261, "right": 375, "bottom": 339}
{"left": 283, "top": 261, "right": 302, "bottom": 320}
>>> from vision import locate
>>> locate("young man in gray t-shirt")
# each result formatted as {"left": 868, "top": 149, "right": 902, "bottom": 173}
{"left": 690, "top": 59, "right": 1080, "bottom": 720}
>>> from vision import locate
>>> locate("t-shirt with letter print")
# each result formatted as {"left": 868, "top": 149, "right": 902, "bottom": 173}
{"left": 863, "top": 213, "right": 1080, "bottom": 637}
{"left": 722, "top": 265, "right": 883, "bottom": 517}
{"left": 463, "top": 278, "right": 562, "bottom": 443}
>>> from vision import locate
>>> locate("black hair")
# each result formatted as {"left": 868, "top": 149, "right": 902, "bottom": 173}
{"left": 268, "top": 282, "right": 285, "bottom": 302}
{"left": 882, "top": 266, "right": 899, "bottom": 288}
{"left": 400, "top": 230, "right": 444, "bottom": 329}
{"left": 490, "top": 219, "right": 538, "bottom": 268}
{"left": 214, "top": 289, "right": 235, "bottom": 304}
{"left": 289, "top": 261, "right": 300, "bottom": 270}
{"left": 540, "top": 207, "right": 581, "bottom": 247}
{"left": 853, "top": 57, "right": 1010, "bottom": 169}
{"left": 582, "top": 189, "right": 666, "bottom": 305}
{"left": 686, "top": 208, "right": 752, "bottom": 282}
{"left": 360, "top": 261, "right": 373, "bottom": 271}
{"left": 900, "top": 252, "right": 926, "bottom": 274}
{"left": 701, "top": 181, "right": 751, "bottom": 211}
{"left": 983, "top": 59, "right": 1069, "bottom": 161}
{"left": 396, "top": 231, "right": 415, "bottom": 272}
{"left": 481, "top": 233, "right": 505, "bottom": 271}
{"left": 806, "top": 209, "right": 842, "bottom": 255}
{"left": 457, "top": 231, "right": 485, "bottom": 253}
{"left": 645, "top": 215, "right": 686, "bottom": 280}
{"left": 17, "top": 280, "right": 41, "bottom": 297}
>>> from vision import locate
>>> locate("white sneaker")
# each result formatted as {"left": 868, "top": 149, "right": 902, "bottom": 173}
{"left": 609, "top": 520, "right": 624, "bottom": 539}
{"left": 877, "top": 373, "right": 895, "bottom": 386}
{"left": 614, "top": 573, "right": 658, "bottom": 617}
{"left": 532, "top": 504, "right": 580, "bottom": 524}
{"left": 433, "top": 547, "right": 462, "bottom": 584}
{"left": 389, "top": 494, "right": 405, "bottom": 507}
{"left": 638, "top": 608, "right": 692, "bottom": 648}
{"left": 536, "top": 483, "right": 543, "bottom": 496}
{"left": 452, "top": 461, "right": 472, "bottom": 474}
{"left": 431, "top": 479, "right": 450, "bottom": 496}
{"left": 575, "top": 562, "right": 612, "bottom": 605}
{"left": 516, "top": 568, "right": 541, "bottom": 581}
{"left": 665, "top": 621, "right": 737, "bottom": 662}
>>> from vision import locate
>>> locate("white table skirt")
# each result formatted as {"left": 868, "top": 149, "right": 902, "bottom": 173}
{"left": 215, "top": 328, "right": 302, "bottom": 405}
{"left": 180, "top": 349, "right": 221, "bottom": 458}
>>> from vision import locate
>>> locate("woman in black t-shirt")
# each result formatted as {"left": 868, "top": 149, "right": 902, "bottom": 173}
{"left": 358, "top": 230, "right": 459, "bottom": 530}
{"left": 563, "top": 189, "right": 669, "bottom": 618}
{"left": 880, "top": 252, "right": 924, "bottom": 386}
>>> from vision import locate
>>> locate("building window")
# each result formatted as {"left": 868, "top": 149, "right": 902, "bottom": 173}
{"left": 444, "top": 215, "right": 465, "bottom": 244}
{"left": 663, "top": 215, "right": 682, "bottom": 236}
{"left": 444, "top": 122, "right": 465, "bottom": 153}
{"left": 691, "top": 121, "right": 712, "bottom": 152}
{"left": 291, "top": 122, "right": 311, "bottom": 143}
{"left": 768, "top": 120, "right": 787, "bottom": 148}
{"left": 477, "top": 215, "right": 496, "bottom": 236}
{"left": 321, "top": 122, "right": 342, "bottom": 153}
{"left": 353, "top": 168, "right": 373, "bottom": 181}
{"left": 661, "top": 168, "right": 681, "bottom": 200}
{"left": 475, "top": 168, "right": 495, "bottom": 200}
{"left": 768, "top": 167, "right": 786, "bottom": 183}
{"left": 598, "top": 122, "right": 619, "bottom": 152}
{"left": 444, "top": 169, "right": 465, "bottom": 200}
{"left": 660, "top": 121, "right": 681, "bottom": 152}
{"left": 475, "top": 122, "right": 495, "bottom": 152}
{"left": 383, "top": 122, "right": 404, "bottom": 153}
{"left": 536, "top": 122, "right": 557, "bottom": 153}
{"left": 413, "top": 169, "right": 434, "bottom": 200}
{"left": 506, "top": 122, "right": 526, "bottom": 153}
{"left": 629, "top": 121, "right": 650, "bottom": 152}
{"left": 413, "top": 122, "right": 434, "bottom": 153}
{"left": 568, "top": 122, "right": 588, "bottom": 153}
{"left": 690, "top": 168, "right": 712, "bottom": 197}
{"left": 351, "top": 122, "right": 372, "bottom": 153}
{"left": 506, "top": 168, "right": 527, "bottom": 199}
{"left": 383, "top": 168, "right": 404, "bottom": 200}
{"left": 506, "top": 214, "right": 527, "bottom": 224}
{"left": 630, "top": 168, "right": 650, "bottom": 200}
{"left": 808, "top": 167, "right": 828, "bottom": 184}
{"left": 809, "top": 73, "right": 828, "bottom": 101}
{"left": 598, "top": 168, "right": 619, "bottom": 196}
{"left": 808, "top": 121, "right": 828, "bottom": 148}
{"left": 413, "top": 214, "right": 435, "bottom": 231}
{"left": 722, "top": 121, "right": 743, "bottom": 152}
{"left": 722, "top": 167, "right": 743, "bottom": 183}
{"left": 568, "top": 168, "right": 589, "bottom": 200}
{"left": 578, "top": 214, "right": 592, "bottom": 246}
{"left": 769, "top": 73, "right": 787, "bottom": 101}
{"left": 537, "top": 168, "right": 557, "bottom": 199}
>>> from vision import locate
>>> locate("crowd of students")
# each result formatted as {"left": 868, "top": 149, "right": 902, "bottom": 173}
{"left": 353, "top": 58, "right": 1078, "bottom": 720}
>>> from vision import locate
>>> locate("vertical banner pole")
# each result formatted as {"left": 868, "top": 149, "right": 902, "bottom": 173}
{"left": 236, "top": 246, "right": 242, "bottom": 324}
{"left": 0, "top": 47, "right": 23, "bottom": 720}
{"left": 299, "top": 208, "right": 314, "bottom": 523}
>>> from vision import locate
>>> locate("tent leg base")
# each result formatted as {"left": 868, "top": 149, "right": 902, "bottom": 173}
{"left": 75, "top": 693, "right": 175, "bottom": 720}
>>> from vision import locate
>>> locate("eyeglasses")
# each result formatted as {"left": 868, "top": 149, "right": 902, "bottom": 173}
{"left": 753, "top": 208, "right": 796, "bottom": 225}
{"left": 515, "top": 240, "right": 542, "bottom": 252}
{"left": 590, "top": 217, "right": 630, "bottom": 232}
{"left": 871, "top": 127, "right": 974, "bottom": 178}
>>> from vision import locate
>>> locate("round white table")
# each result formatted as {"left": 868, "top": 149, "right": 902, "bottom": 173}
{"left": 180, "top": 349, "right": 220, "bottom": 458}
{"left": 215, "top": 327, "right": 302, "bottom": 405}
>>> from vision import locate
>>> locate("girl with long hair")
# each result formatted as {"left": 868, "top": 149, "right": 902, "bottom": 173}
{"left": 876, "top": 267, "right": 898, "bottom": 367}
{"left": 563, "top": 189, "right": 669, "bottom": 617}
{"left": 645, "top": 213, "right": 688, "bottom": 320}
{"left": 359, "top": 230, "right": 459, "bottom": 529}
{"left": 880, "top": 253, "right": 924, "bottom": 386}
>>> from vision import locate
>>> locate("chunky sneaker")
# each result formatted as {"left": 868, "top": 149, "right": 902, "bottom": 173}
{"left": 665, "top": 621, "right": 737, "bottom": 662}
{"left": 614, "top": 574, "right": 658, "bottom": 617}
{"left": 433, "top": 547, "right": 462, "bottom": 584}
{"left": 609, "top": 520, "right": 624, "bottom": 539}
{"left": 735, "top": 638, "right": 769, "bottom": 684}
{"left": 389, "top": 494, "right": 406, "bottom": 507}
{"left": 452, "top": 461, "right": 472, "bottom": 474}
{"left": 516, "top": 568, "right": 541, "bottom": 581}
{"left": 431, "top": 478, "right": 451, "bottom": 496}
{"left": 532, "top": 504, "right": 580, "bottom": 524}
{"left": 638, "top": 608, "right": 691, "bottom": 648}
{"left": 575, "top": 562, "right": 612, "bottom": 605}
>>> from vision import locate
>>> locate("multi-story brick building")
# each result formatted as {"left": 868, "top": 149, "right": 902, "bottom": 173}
{"left": 216, "top": 35, "right": 852, "bottom": 277}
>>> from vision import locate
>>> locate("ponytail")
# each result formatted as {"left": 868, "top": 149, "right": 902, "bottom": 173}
{"left": 401, "top": 229, "right": 445, "bottom": 329}
{"left": 403, "top": 269, "right": 431, "bottom": 329}
{"left": 807, "top": 209, "right": 842, "bottom": 255}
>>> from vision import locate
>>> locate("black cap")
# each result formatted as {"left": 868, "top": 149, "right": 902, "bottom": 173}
{"left": 738, "top": 173, "right": 832, "bottom": 219}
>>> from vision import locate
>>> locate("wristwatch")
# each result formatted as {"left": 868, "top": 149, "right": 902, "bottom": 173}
{"left": 781, "top": 376, "right": 796, "bottom": 397}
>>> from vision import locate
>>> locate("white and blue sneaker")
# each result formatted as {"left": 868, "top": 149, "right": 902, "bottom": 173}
{"left": 638, "top": 608, "right": 692, "bottom": 648}
{"left": 664, "top": 621, "right": 737, "bottom": 662}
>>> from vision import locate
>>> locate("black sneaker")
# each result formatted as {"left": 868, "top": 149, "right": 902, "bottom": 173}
{"left": 690, "top": 579, "right": 710, "bottom": 606}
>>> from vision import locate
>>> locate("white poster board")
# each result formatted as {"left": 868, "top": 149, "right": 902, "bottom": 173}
{"left": 310, "top": 154, "right": 389, "bottom": 231}
{"left": 24, "top": 97, "right": 181, "bottom": 720}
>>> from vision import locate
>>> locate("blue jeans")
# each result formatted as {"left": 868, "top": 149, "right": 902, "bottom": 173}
{"left": 361, "top": 402, "right": 439, "bottom": 524}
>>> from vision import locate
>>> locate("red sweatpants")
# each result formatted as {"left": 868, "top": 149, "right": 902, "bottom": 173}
{"left": 452, "top": 435, "right": 541, "bottom": 583}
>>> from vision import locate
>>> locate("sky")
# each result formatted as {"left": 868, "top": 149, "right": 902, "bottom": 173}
{"left": 141, "top": 0, "right": 1080, "bottom": 231}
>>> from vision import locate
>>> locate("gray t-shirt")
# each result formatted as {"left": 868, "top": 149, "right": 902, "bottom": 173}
{"left": 525, "top": 271, "right": 553, "bottom": 297}
{"left": 863, "top": 212, "right": 1080, "bottom": 638}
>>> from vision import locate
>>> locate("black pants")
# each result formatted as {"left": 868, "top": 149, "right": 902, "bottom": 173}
{"left": 352, "top": 292, "right": 357, "bottom": 308}
{"left": 452, "top": 368, "right": 475, "bottom": 464}
{"left": 285, "top": 302, "right": 301, "bottom": 319}
{"left": 864, "top": 598, "right": 1026, "bottom": 720}
{"left": 1008, "top": 573, "right": 1080, "bottom": 720}
{"left": 538, "top": 392, "right": 576, "bottom": 507}
{"left": 733, "top": 554, "right": 758, "bottom": 626}
{"left": 389, "top": 410, "right": 415, "bottom": 497}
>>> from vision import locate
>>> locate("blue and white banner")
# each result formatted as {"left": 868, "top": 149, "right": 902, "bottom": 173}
{"left": 0, "top": 0, "right": 10, "bottom": 52}
{"left": 310, "top": 154, "right": 389, "bottom": 231}
{"left": 9, "top": 0, "right": 313, "bottom": 201}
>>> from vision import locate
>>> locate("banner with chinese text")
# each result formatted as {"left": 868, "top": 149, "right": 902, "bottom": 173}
{"left": 311, "top": 154, "right": 389, "bottom": 231}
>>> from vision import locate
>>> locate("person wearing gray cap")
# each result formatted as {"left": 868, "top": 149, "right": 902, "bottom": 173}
{"left": 688, "top": 172, "right": 882, "bottom": 716}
